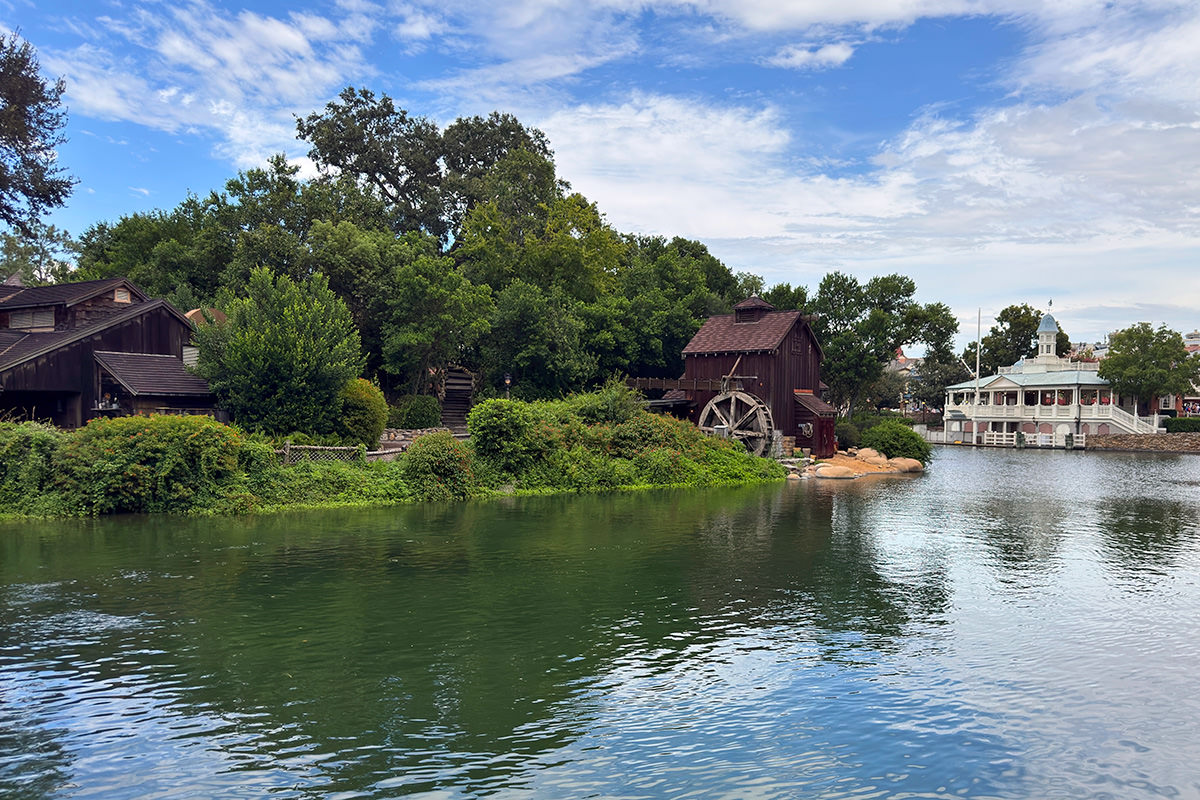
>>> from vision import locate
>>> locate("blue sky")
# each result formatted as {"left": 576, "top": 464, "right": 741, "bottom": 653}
{"left": 5, "top": 0, "right": 1200, "bottom": 346}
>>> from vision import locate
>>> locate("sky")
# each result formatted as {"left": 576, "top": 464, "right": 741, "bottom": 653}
{"left": 5, "top": 0, "right": 1200, "bottom": 348}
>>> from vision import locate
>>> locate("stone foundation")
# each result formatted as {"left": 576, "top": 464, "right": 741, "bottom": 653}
{"left": 1086, "top": 433, "right": 1200, "bottom": 453}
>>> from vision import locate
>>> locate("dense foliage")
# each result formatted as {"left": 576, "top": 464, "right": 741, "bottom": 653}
{"left": 0, "top": 388, "right": 784, "bottom": 518}
{"left": 193, "top": 267, "right": 363, "bottom": 434}
{"left": 1163, "top": 418, "right": 1200, "bottom": 433}
{"left": 337, "top": 379, "right": 388, "bottom": 448}
{"left": 860, "top": 420, "right": 933, "bottom": 464}
{"left": 469, "top": 388, "right": 785, "bottom": 491}
{"left": 388, "top": 394, "right": 443, "bottom": 429}
{"left": 0, "top": 32, "right": 74, "bottom": 237}
{"left": 1098, "top": 323, "right": 1200, "bottom": 414}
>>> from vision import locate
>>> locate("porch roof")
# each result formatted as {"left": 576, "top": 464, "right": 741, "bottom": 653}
{"left": 946, "top": 371, "right": 1109, "bottom": 391}
{"left": 94, "top": 351, "right": 213, "bottom": 397}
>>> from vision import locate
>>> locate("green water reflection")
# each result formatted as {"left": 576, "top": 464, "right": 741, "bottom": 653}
{"left": 3, "top": 447, "right": 1200, "bottom": 799}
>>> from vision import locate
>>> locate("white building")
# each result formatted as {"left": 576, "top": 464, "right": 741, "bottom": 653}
{"left": 943, "top": 314, "right": 1160, "bottom": 446}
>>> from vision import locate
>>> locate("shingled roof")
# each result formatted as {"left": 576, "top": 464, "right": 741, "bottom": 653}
{"left": 94, "top": 351, "right": 212, "bottom": 396}
{"left": 682, "top": 309, "right": 806, "bottom": 355}
{"left": 0, "top": 278, "right": 145, "bottom": 310}
{"left": 0, "top": 299, "right": 192, "bottom": 373}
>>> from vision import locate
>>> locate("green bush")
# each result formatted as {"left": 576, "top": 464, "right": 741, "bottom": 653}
{"left": 0, "top": 422, "right": 66, "bottom": 514}
{"left": 338, "top": 378, "right": 388, "bottom": 448}
{"left": 467, "top": 399, "right": 554, "bottom": 475}
{"left": 56, "top": 415, "right": 246, "bottom": 514}
{"left": 835, "top": 421, "right": 861, "bottom": 449}
{"left": 400, "top": 431, "right": 479, "bottom": 502}
{"left": 1164, "top": 417, "right": 1200, "bottom": 433}
{"left": 860, "top": 419, "right": 932, "bottom": 464}
{"left": 563, "top": 379, "right": 643, "bottom": 425}
{"left": 388, "top": 394, "right": 443, "bottom": 429}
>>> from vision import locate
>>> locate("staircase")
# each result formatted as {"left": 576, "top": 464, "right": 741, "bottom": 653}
{"left": 440, "top": 366, "right": 474, "bottom": 437}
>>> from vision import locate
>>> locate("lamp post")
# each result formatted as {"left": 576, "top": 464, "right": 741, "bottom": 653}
{"left": 504, "top": 373, "right": 511, "bottom": 400}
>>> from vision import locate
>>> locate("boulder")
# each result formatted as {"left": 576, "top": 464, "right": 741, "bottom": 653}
{"left": 786, "top": 472, "right": 802, "bottom": 481}
{"left": 889, "top": 457, "right": 924, "bottom": 473}
{"left": 862, "top": 455, "right": 889, "bottom": 467}
{"left": 815, "top": 464, "right": 856, "bottom": 479}
{"left": 856, "top": 448, "right": 881, "bottom": 461}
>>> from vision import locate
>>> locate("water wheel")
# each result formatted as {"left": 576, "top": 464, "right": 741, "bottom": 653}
{"left": 698, "top": 390, "right": 774, "bottom": 456}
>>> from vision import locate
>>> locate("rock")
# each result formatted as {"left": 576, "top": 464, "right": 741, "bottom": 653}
{"left": 786, "top": 472, "right": 802, "bottom": 481}
{"left": 862, "top": 455, "right": 889, "bottom": 467}
{"left": 889, "top": 457, "right": 924, "bottom": 472}
{"left": 856, "top": 448, "right": 881, "bottom": 461}
{"left": 815, "top": 464, "right": 856, "bottom": 479}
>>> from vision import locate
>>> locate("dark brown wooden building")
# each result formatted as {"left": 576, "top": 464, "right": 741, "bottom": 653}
{"left": 679, "top": 296, "right": 836, "bottom": 457}
{"left": 0, "top": 278, "right": 219, "bottom": 427}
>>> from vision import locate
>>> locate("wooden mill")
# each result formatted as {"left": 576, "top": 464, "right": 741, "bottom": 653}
{"left": 630, "top": 296, "right": 837, "bottom": 458}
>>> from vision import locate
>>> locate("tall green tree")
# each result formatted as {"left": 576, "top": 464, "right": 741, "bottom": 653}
{"left": 0, "top": 32, "right": 74, "bottom": 236}
{"left": 380, "top": 248, "right": 493, "bottom": 394}
{"left": 297, "top": 86, "right": 445, "bottom": 240}
{"left": 1099, "top": 323, "right": 1200, "bottom": 415}
{"left": 441, "top": 114, "right": 555, "bottom": 242}
{"left": 194, "top": 267, "right": 362, "bottom": 434}
{"left": 810, "top": 272, "right": 921, "bottom": 417}
{"left": 0, "top": 222, "right": 75, "bottom": 285}
{"left": 481, "top": 281, "right": 594, "bottom": 398}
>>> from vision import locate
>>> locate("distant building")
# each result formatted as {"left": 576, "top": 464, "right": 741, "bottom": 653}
{"left": 0, "top": 278, "right": 220, "bottom": 427}
{"left": 943, "top": 313, "right": 1159, "bottom": 444}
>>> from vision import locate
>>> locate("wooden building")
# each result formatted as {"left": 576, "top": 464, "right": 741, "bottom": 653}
{"left": 0, "top": 278, "right": 219, "bottom": 427}
{"left": 635, "top": 296, "right": 836, "bottom": 457}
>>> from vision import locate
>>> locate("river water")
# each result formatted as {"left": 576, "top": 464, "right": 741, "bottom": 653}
{"left": 2, "top": 446, "right": 1199, "bottom": 799}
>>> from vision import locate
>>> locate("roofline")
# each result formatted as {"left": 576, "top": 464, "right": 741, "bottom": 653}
{"left": 0, "top": 299, "right": 192, "bottom": 374}
{"left": 681, "top": 309, "right": 824, "bottom": 357}
{"left": 0, "top": 278, "right": 149, "bottom": 311}
{"left": 93, "top": 351, "right": 212, "bottom": 397}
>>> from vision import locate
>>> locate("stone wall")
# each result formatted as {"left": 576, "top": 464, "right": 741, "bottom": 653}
{"left": 378, "top": 427, "right": 452, "bottom": 451}
{"left": 1086, "top": 433, "right": 1200, "bottom": 453}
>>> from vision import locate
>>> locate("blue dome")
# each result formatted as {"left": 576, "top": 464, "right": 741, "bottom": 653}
{"left": 1037, "top": 313, "right": 1059, "bottom": 334}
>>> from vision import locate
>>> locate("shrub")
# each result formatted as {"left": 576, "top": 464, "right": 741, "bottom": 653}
{"left": 1164, "top": 417, "right": 1200, "bottom": 433}
{"left": 467, "top": 398, "right": 553, "bottom": 475}
{"left": 400, "top": 431, "right": 479, "bottom": 502}
{"left": 338, "top": 378, "right": 388, "bottom": 448}
{"left": 563, "top": 379, "right": 643, "bottom": 425}
{"left": 55, "top": 415, "right": 245, "bottom": 514}
{"left": 0, "top": 422, "right": 66, "bottom": 514}
{"left": 388, "top": 394, "right": 442, "bottom": 429}
{"left": 835, "top": 421, "right": 861, "bottom": 449}
{"left": 860, "top": 419, "right": 932, "bottom": 464}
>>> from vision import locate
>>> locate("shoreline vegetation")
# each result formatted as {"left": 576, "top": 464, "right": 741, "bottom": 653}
{"left": 0, "top": 386, "right": 786, "bottom": 519}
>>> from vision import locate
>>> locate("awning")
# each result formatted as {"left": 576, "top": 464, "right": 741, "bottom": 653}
{"left": 95, "top": 351, "right": 213, "bottom": 396}
{"left": 794, "top": 390, "right": 836, "bottom": 417}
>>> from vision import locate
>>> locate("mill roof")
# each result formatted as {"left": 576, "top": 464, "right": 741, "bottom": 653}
{"left": 94, "top": 351, "right": 212, "bottom": 396}
{"left": 682, "top": 309, "right": 812, "bottom": 355}
{"left": 0, "top": 278, "right": 146, "bottom": 310}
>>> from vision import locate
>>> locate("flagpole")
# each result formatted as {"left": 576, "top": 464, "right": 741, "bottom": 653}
{"left": 973, "top": 308, "right": 981, "bottom": 445}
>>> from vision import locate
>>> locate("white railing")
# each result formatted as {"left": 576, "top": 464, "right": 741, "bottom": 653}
{"left": 944, "top": 402, "right": 1157, "bottom": 434}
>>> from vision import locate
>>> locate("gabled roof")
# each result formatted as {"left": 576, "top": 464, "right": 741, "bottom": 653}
{"left": 0, "top": 299, "right": 192, "bottom": 373}
{"left": 0, "top": 278, "right": 146, "bottom": 311}
{"left": 94, "top": 351, "right": 212, "bottom": 396}
{"left": 683, "top": 310, "right": 814, "bottom": 356}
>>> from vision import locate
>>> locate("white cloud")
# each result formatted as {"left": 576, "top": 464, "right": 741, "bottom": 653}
{"left": 768, "top": 42, "right": 855, "bottom": 70}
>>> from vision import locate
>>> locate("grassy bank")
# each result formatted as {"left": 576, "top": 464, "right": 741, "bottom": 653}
{"left": 0, "top": 388, "right": 785, "bottom": 518}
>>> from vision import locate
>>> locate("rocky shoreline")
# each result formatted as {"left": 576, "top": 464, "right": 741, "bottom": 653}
{"left": 780, "top": 448, "right": 926, "bottom": 480}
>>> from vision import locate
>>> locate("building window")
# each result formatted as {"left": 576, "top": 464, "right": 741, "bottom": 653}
{"left": 8, "top": 307, "right": 54, "bottom": 330}
{"left": 114, "top": 287, "right": 131, "bottom": 303}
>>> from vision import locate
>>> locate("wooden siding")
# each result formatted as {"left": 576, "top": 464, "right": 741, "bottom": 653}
{"left": 0, "top": 306, "right": 191, "bottom": 427}
{"left": 680, "top": 319, "right": 823, "bottom": 439}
